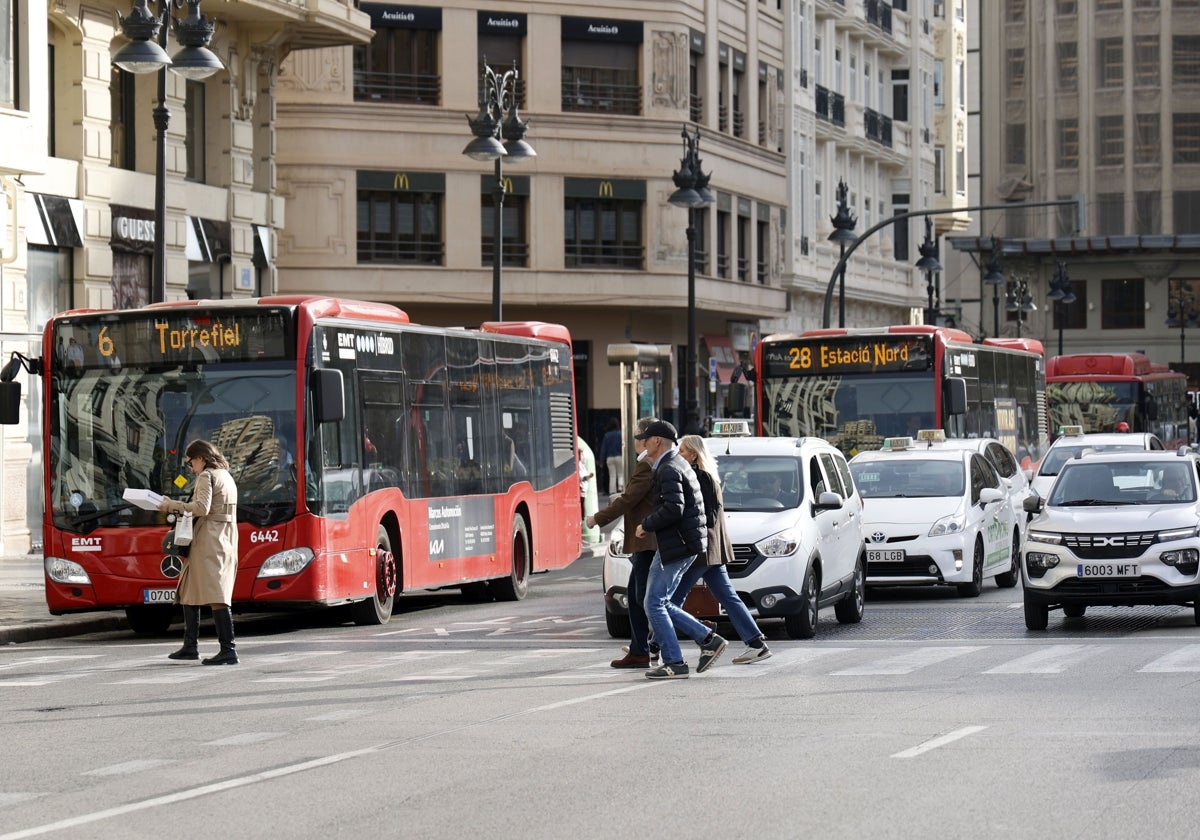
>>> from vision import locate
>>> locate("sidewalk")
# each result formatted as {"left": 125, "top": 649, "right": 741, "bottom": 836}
{"left": 1, "top": 541, "right": 607, "bottom": 647}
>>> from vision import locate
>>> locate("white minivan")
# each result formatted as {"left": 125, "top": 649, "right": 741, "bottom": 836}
{"left": 602, "top": 421, "right": 866, "bottom": 639}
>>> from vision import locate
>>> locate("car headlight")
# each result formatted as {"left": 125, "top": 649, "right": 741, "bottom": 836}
{"left": 1158, "top": 526, "right": 1200, "bottom": 543}
{"left": 928, "top": 514, "right": 966, "bottom": 537}
{"left": 1160, "top": 548, "right": 1200, "bottom": 568}
{"left": 1026, "top": 530, "right": 1062, "bottom": 544}
{"left": 608, "top": 530, "right": 628, "bottom": 557}
{"left": 1024, "top": 552, "right": 1060, "bottom": 579}
{"left": 257, "top": 547, "right": 315, "bottom": 578}
{"left": 45, "top": 556, "right": 91, "bottom": 585}
{"left": 755, "top": 529, "right": 801, "bottom": 558}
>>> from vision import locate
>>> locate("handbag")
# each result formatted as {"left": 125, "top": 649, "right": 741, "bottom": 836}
{"left": 174, "top": 512, "right": 194, "bottom": 546}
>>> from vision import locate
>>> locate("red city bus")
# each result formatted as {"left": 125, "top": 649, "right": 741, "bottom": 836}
{"left": 1046, "top": 353, "right": 1189, "bottom": 446}
{"left": 8, "top": 297, "right": 581, "bottom": 633}
{"left": 754, "top": 325, "right": 1049, "bottom": 466}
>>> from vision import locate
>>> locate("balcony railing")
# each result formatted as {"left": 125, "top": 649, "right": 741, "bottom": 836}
{"left": 718, "top": 103, "right": 729, "bottom": 132}
{"left": 864, "top": 0, "right": 893, "bottom": 35}
{"left": 561, "top": 77, "right": 641, "bottom": 115}
{"left": 690, "top": 93, "right": 704, "bottom": 123}
{"left": 815, "top": 85, "right": 845, "bottom": 127}
{"left": 733, "top": 110, "right": 746, "bottom": 139}
{"left": 564, "top": 243, "right": 644, "bottom": 270}
{"left": 717, "top": 252, "right": 730, "bottom": 278}
{"left": 481, "top": 242, "right": 530, "bottom": 268}
{"left": 357, "top": 238, "right": 444, "bottom": 264}
{"left": 864, "top": 107, "right": 894, "bottom": 147}
{"left": 354, "top": 71, "right": 441, "bottom": 105}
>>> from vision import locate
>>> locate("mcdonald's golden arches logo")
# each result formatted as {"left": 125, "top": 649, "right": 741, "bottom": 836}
{"left": 501, "top": 176, "right": 514, "bottom": 193}
{"left": 393, "top": 173, "right": 410, "bottom": 190}
{"left": 598, "top": 181, "right": 614, "bottom": 198}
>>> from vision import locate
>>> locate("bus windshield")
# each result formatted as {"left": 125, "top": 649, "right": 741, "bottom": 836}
{"left": 49, "top": 360, "right": 298, "bottom": 533}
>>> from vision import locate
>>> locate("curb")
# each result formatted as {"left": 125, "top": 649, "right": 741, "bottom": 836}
{"left": 0, "top": 615, "right": 128, "bottom": 646}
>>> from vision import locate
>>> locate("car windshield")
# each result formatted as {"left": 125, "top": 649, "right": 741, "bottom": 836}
{"left": 717, "top": 456, "right": 803, "bottom": 511}
{"left": 1048, "top": 460, "right": 1197, "bottom": 506}
{"left": 1039, "top": 443, "right": 1143, "bottom": 476}
{"left": 849, "top": 459, "right": 964, "bottom": 499}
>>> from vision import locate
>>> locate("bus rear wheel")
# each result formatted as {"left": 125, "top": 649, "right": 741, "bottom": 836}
{"left": 351, "top": 526, "right": 397, "bottom": 626}
{"left": 492, "top": 516, "right": 530, "bottom": 601}
{"left": 125, "top": 605, "right": 175, "bottom": 635}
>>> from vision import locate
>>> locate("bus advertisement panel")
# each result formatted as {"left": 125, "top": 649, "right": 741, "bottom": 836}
{"left": 26, "top": 297, "right": 581, "bottom": 633}
{"left": 1046, "top": 353, "right": 1189, "bottom": 446}
{"left": 755, "top": 326, "right": 1048, "bottom": 466}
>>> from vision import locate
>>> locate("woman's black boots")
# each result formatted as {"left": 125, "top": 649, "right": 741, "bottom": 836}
{"left": 203, "top": 608, "right": 239, "bottom": 666}
{"left": 167, "top": 606, "right": 201, "bottom": 661}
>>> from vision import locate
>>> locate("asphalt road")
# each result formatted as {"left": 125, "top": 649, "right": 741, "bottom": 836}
{"left": 4, "top": 555, "right": 1200, "bottom": 839}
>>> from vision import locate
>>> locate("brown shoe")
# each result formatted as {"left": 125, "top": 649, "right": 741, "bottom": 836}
{"left": 610, "top": 653, "right": 651, "bottom": 669}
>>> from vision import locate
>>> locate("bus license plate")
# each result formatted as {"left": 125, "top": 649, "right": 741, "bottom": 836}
{"left": 1076, "top": 563, "right": 1138, "bottom": 578}
{"left": 867, "top": 549, "right": 905, "bottom": 563}
{"left": 143, "top": 588, "right": 176, "bottom": 604}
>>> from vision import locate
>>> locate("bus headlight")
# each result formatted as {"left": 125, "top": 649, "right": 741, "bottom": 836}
{"left": 257, "top": 547, "right": 315, "bottom": 578}
{"left": 44, "top": 556, "right": 91, "bottom": 585}
{"left": 755, "top": 530, "right": 801, "bottom": 558}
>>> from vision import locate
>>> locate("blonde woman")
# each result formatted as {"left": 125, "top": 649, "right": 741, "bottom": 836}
{"left": 676, "top": 434, "right": 772, "bottom": 664}
{"left": 158, "top": 439, "right": 240, "bottom": 665}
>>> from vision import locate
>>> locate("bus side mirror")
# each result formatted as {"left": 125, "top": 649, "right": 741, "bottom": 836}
{"left": 943, "top": 377, "right": 967, "bottom": 416}
{"left": 0, "top": 382, "right": 20, "bottom": 424}
{"left": 311, "top": 368, "right": 345, "bottom": 424}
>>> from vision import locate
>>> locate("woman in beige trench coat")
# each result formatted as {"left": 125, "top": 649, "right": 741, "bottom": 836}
{"left": 159, "top": 439, "right": 240, "bottom": 665}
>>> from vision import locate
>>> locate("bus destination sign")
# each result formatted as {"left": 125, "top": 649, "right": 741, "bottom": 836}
{"left": 763, "top": 335, "right": 933, "bottom": 377}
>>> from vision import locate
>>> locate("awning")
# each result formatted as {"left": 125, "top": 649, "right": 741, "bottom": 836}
{"left": 186, "top": 216, "right": 232, "bottom": 263}
{"left": 25, "top": 193, "right": 83, "bottom": 248}
{"left": 704, "top": 335, "right": 738, "bottom": 384}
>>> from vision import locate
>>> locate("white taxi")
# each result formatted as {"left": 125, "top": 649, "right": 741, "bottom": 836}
{"left": 849, "top": 435, "right": 1020, "bottom": 596}
{"left": 1028, "top": 425, "right": 1163, "bottom": 498}
{"left": 602, "top": 420, "right": 866, "bottom": 639}
{"left": 918, "top": 430, "right": 1031, "bottom": 536}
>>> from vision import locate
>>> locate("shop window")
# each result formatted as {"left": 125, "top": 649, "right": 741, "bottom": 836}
{"left": 357, "top": 191, "right": 444, "bottom": 264}
{"left": 563, "top": 197, "right": 643, "bottom": 269}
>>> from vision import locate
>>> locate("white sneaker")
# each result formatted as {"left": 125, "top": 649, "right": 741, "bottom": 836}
{"left": 731, "top": 645, "right": 772, "bottom": 664}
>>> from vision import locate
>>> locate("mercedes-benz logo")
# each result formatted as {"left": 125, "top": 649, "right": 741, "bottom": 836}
{"left": 870, "top": 531, "right": 887, "bottom": 544}
{"left": 160, "top": 555, "right": 183, "bottom": 578}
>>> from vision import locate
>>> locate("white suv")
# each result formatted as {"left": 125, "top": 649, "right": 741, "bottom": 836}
{"left": 602, "top": 423, "right": 866, "bottom": 639}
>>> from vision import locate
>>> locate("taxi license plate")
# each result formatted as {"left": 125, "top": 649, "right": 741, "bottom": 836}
{"left": 1076, "top": 563, "right": 1139, "bottom": 578}
{"left": 867, "top": 549, "right": 905, "bottom": 563}
{"left": 143, "top": 588, "right": 176, "bottom": 604}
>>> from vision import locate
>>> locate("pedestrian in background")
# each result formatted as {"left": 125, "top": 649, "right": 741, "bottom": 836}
{"left": 676, "top": 434, "right": 772, "bottom": 663}
{"left": 598, "top": 418, "right": 624, "bottom": 496}
{"left": 158, "top": 439, "right": 241, "bottom": 665}
{"left": 634, "top": 420, "right": 727, "bottom": 679}
{"left": 588, "top": 416, "right": 659, "bottom": 668}
{"left": 577, "top": 436, "right": 601, "bottom": 544}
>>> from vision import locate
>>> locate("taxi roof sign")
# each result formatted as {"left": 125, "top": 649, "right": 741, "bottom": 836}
{"left": 1058, "top": 425, "right": 1085, "bottom": 437}
{"left": 916, "top": 429, "right": 946, "bottom": 442}
{"left": 882, "top": 436, "right": 915, "bottom": 451}
{"left": 711, "top": 418, "right": 752, "bottom": 437}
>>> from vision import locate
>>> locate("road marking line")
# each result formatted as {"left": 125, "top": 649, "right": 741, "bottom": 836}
{"left": 1139, "top": 645, "right": 1200, "bottom": 672}
{"left": 305, "top": 710, "right": 368, "bottom": 722}
{"left": 892, "top": 725, "right": 988, "bottom": 759}
{"left": 984, "top": 644, "right": 1104, "bottom": 674}
{"left": 0, "top": 684, "right": 655, "bottom": 840}
{"left": 832, "top": 646, "right": 984, "bottom": 676}
{"left": 83, "top": 759, "right": 175, "bottom": 777}
{"left": 708, "top": 647, "right": 858, "bottom": 678}
{"left": 202, "top": 732, "right": 285, "bottom": 747}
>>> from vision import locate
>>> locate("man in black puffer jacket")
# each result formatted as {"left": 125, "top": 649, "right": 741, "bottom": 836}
{"left": 633, "top": 420, "right": 728, "bottom": 679}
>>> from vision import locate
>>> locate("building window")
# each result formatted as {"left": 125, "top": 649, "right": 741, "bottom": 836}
{"left": 934, "top": 146, "right": 945, "bottom": 195}
{"left": 110, "top": 69, "right": 136, "bottom": 170}
{"left": 1174, "top": 113, "right": 1200, "bottom": 163}
{"left": 1057, "top": 41, "right": 1078, "bottom": 91}
{"left": 892, "top": 195, "right": 910, "bottom": 262}
{"left": 1133, "top": 35, "right": 1159, "bottom": 88}
{"left": 1003, "top": 0, "right": 1021, "bottom": 20}
{"left": 716, "top": 205, "right": 730, "bottom": 278}
{"left": 1097, "top": 38, "right": 1123, "bottom": 89}
{"left": 694, "top": 207, "right": 710, "bottom": 275}
{"left": 1135, "top": 113, "right": 1161, "bottom": 164}
{"left": 1057, "top": 118, "right": 1079, "bottom": 168}
{"left": 1056, "top": 0, "right": 1077, "bottom": 14}
{"left": 1096, "top": 0, "right": 1122, "bottom": 9}
{"left": 956, "top": 60, "right": 965, "bottom": 110}
{"left": 756, "top": 213, "right": 769, "bottom": 284}
{"left": 732, "top": 54, "right": 746, "bottom": 138}
{"left": 849, "top": 54, "right": 857, "bottom": 100}
{"left": 357, "top": 188, "right": 444, "bottom": 265}
{"left": 478, "top": 17, "right": 526, "bottom": 108}
{"left": 1006, "top": 123, "right": 1026, "bottom": 166}
{"left": 481, "top": 185, "right": 528, "bottom": 268}
{"left": 892, "top": 69, "right": 909, "bottom": 122}
{"left": 1, "top": 0, "right": 13, "bottom": 108}
{"left": 933, "top": 60, "right": 943, "bottom": 107}
{"left": 1096, "top": 192, "right": 1124, "bottom": 235}
{"left": 561, "top": 23, "right": 642, "bottom": 116}
{"left": 1097, "top": 115, "right": 1124, "bottom": 166}
{"left": 1005, "top": 48, "right": 1025, "bottom": 93}
{"left": 1101, "top": 278, "right": 1145, "bottom": 330}
{"left": 185, "top": 80, "right": 206, "bottom": 183}
{"left": 956, "top": 148, "right": 965, "bottom": 193}
{"left": 1174, "top": 191, "right": 1200, "bottom": 232}
{"left": 1175, "top": 36, "right": 1200, "bottom": 85}
{"left": 354, "top": 28, "right": 441, "bottom": 104}
{"left": 1135, "top": 191, "right": 1161, "bottom": 235}
{"left": 1053, "top": 281, "right": 1088, "bottom": 331}
{"left": 564, "top": 197, "right": 643, "bottom": 270}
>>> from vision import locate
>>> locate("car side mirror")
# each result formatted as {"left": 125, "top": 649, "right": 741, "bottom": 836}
{"left": 979, "top": 487, "right": 1004, "bottom": 506}
{"left": 813, "top": 490, "right": 843, "bottom": 511}
{"left": 1022, "top": 493, "right": 1043, "bottom": 514}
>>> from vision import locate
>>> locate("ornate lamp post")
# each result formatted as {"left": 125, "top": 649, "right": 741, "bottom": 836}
{"left": 464, "top": 60, "right": 535, "bottom": 321}
{"left": 1005, "top": 279, "right": 1036, "bottom": 338}
{"left": 1047, "top": 260, "right": 1076, "bottom": 356}
{"left": 667, "top": 126, "right": 715, "bottom": 435}
{"left": 828, "top": 180, "right": 857, "bottom": 328}
{"left": 1166, "top": 280, "right": 1199, "bottom": 374}
{"left": 982, "top": 238, "right": 1006, "bottom": 338}
{"left": 915, "top": 217, "right": 942, "bottom": 325}
{"left": 112, "top": 0, "right": 223, "bottom": 304}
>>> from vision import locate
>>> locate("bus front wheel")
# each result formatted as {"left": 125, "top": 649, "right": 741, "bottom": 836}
{"left": 492, "top": 516, "right": 530, "bottom": 601}
{"left": 351, "top": 526, "right": 397, "bottom": 626}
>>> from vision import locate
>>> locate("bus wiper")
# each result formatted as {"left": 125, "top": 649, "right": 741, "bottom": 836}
{"left": 64, "top": 502, "right": 136, "bottom": 531}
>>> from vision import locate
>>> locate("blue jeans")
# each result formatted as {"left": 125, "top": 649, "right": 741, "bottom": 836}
{"left": 645, "top": 551, "right": 711, "bottom": 666}
{"left": 674, "top": 562, "right": 763, "bottom": 645}
{"left": 626, "top": 550, "right": 654, "bottom": 656}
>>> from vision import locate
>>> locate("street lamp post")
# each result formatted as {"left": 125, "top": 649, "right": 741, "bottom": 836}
{"left": 112, "top": 0, "right": 223, "bottom": 304}
{"left": 1047, "top": 260, "right": 1076, "bottom": 356}
{"left": 828, "top": 180, "right": 857, "bottom": 328}
{"left": 1166, "top": 280, "right": 1199, "bottom": 374}
{"left": 667, "top": 126, "right": 715, "bottom": 435}
{"left": 464, "top": 60, "right": 535, "bottom": 322}
{"left": 982, "top": 238, "right": 1006, "bottom": 337}
{"left": 1005, "top": 279, "right": 1036, "bottom": 338}
{"left": 915, "top": 217, "right": 942, "bottom": 325}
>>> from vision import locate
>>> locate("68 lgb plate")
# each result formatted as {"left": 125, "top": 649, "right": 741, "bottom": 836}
{"left": 867, "top": 549, "right": 905, "bottom": 563}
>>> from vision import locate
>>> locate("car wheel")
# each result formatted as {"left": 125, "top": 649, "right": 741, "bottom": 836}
{"left": 784, "top": 564, "right": 818, "bottom": 639}
{"left": 1024, "top": 593, "right": 1049, "bottom": 631}
{"left": 834, "top": 556, "right": 865, "bottom": 624}
{"left": 995, "top": 530, "right": 1021, "bottom": 588}
{"left": 956, "top": 540, "right": 984, "bottom": 597}
{"left": 1194, "top": 602, "right": 1200, "bottom": 626}
{"left": 605, "top": 608, "right": 631, "bottom": 639}
{"left": 1063, "top": 604, "right": 1086, "bottom": 618}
